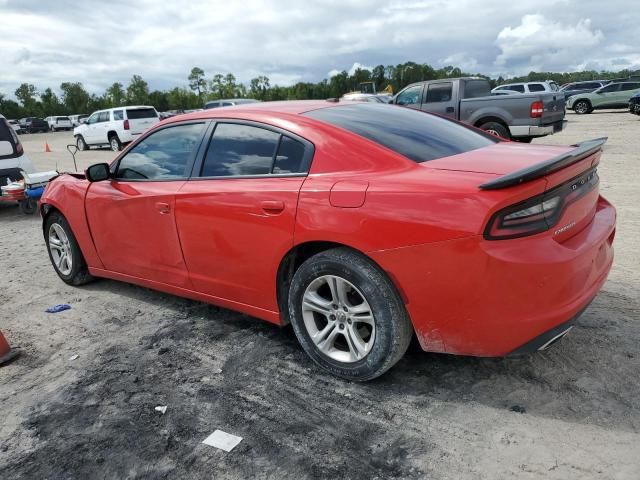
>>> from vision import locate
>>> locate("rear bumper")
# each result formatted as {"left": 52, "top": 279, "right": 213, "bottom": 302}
{"left": 369, "top": 196, "right": 616, "bottom": 357}
{"left": 509, "top": 119, "right": 566, "bottom": 138}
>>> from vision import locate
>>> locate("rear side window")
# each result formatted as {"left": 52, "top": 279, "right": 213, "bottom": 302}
{"left": 201, "top": 123, "right": 310, "bottom": 177}
{"left": 304, "top": 104, "right": 496, "bottom": 163}
{"left": 201, "top": 124, "right": 280, "bottom": 176}
{"left": 97, "top": 112, "right": 110, "bottom": 122}
{"left": 505, "top": 85, "right": 525, "bottom": 93}
{"left": 116, "top": 123, "right": 206, "bottom": 180}
{"left": 113, "top": 110, "right": 124, "bottom": 120}
{"left": 126, "top": 108, "right": 158, "bottom": 119}
{"left": 528, "top": 84, "right": 545, "bottom": 92}
{"left": 621, "top": 83, "right": 640, "bottom": 91}
{"left": 425, "top": 83, "right": 453, "bottom": 102}
{"left": 463, "top": 80, "right": 490, "bottom": 98}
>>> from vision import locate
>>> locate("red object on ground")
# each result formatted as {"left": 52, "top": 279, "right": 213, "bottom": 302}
{"left": 0, "top": 330, "right": 19, "bottom": 365}
{"left": 39, "top": 101, "right": 616, "bottom": 357}
{"left": 45, "top": 142, "right": 51, "bottom": 153}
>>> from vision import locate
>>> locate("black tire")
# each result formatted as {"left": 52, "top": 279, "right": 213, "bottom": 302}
{"left": 19, "top": 198, "right": 37, "bottom": 215}
{"left": 288, "top": 248, "right": 413, "bottom": 381}
{"left": 44, "top": 211, "right": 93, "bottom": 286}
{"left": 109, "top": 134, "right": 122, "bottom": 152}
{"left": 513, "top": 136, "right": 534, "bottom": 143}
{"left": 573, "top": 100, "right": 592, "bottom": 114}
{"left": 479, "top": 121, "right": 510, "bottom": 140}
{"left": 76, "top": 135, "right": 88, "bottom": 151}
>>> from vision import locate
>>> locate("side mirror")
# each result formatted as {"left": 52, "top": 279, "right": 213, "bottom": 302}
{"left": 86, "top": 163, "right": 111, "bottom": 182}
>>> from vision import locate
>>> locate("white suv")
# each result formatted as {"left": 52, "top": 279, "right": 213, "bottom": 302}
{"left": 0, "top": 114, "right": 35, "bottom": 183}
{"left": 74, "top": 106, "right": 160, "bottom": 152}
{"left": 45, "top": 116, "right": 73, "bottom": 131}
{"left": 491, "top": 81, "right": 560, "bottom": 94}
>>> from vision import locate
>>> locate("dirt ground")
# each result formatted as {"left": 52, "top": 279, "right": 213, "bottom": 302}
{"left": 1, "top": 111, "right": 639, "bottom": 479}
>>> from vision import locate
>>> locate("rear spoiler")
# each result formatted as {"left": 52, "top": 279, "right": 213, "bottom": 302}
{"left": 479, "top": 137, "right": 607, "bottom": 190}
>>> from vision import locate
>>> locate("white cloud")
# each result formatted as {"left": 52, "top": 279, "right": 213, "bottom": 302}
{"left": 495, "top": 14, "right": 605, "bottom": 72}
{"left": 328, "top": 62, "right": 373, "bottom": 78}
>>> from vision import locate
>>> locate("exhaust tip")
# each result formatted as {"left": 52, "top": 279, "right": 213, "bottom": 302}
{"left": 538, "top": 326, "right": 573, "bottom": 351}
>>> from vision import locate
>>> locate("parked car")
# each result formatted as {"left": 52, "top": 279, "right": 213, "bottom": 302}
{"left": 46, "top": 116, "right": 73, "bottom": 131}
{"left": 40, "top": 101, "right": 615, "bottom": 381}
{"left": 204, "top": 98, "right": 260, "bottom": 109}
{"left": 7, "top": 119, "right": 23, "bottom": 134}
{"left": 559, "top": 81, "right": 608, "bottom": 100}
{"left": 74, "top": 106, "right": 160, "bottom": 152}
{"left": 391, "top": 77, "right": 566, "bottom": 142}
{"left": 19, "top": 117, "right": 48, "bottom": 133}
{"left": 491, "top": 81, "right": 560, "bottom": 94}
{"left": 566, "top": 82, "right": 640, "bottom": 114}
{"left": 0, "top": 114, "right": 36, "bottom": 187}
{"left": 629, "top": 92, "right": 640, "bottom": 115}
{"left": 69, "top": 114, "right": 89, "bottom": 127}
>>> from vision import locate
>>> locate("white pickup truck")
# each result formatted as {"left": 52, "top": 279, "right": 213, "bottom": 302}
{"left": 46, "top": 116, "right": 73, "bottom": 131}
{"left": 73, "top": 106, "right": 160, "bottom": 152}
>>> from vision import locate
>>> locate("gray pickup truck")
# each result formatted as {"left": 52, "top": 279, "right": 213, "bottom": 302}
{"left": 391, "top": 77, "right": 566, "bottom": 142}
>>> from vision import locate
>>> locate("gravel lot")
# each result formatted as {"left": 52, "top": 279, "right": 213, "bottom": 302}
{"left": 1, "top": 111, "right": 639, "bottom": 479}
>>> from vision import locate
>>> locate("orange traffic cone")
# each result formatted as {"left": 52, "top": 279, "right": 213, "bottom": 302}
{"left": 44, "top": 142, "right": 52, "bottom": 153}
{"left": 0, "top": 330, "right": 20, "bottom": 366}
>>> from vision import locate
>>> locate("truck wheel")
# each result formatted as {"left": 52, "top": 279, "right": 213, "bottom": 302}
{"left": 480, "top": 122, "right": 510, "bottom": 140}
{"left": 109, "top": 134, "right": 122, "bottom": 152}
{"left": 288, "top": 247, "right": 413, "bottom": 381}
{"left": 19, "top": 198, "right": 37, "bottom": 215}
{"left": 76, "top": 135, "right": 88, "bottom": 151}
{"left": 573, "top": 100, "right": 591, "bottom": 114}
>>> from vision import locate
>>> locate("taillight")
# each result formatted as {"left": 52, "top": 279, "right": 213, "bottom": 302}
{"left": 484, "top": 168, "right": 598, "bottom": 240}
{"left": 124, "top": 119, "right": 130, "bottom": 130}
{"left": 530, "top": 101, "right": 544, "bottom": 118}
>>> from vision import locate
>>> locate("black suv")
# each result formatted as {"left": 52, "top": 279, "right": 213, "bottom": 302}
{"left": 19, "top": 117, "right": 48, "bottom": 133}
{"left": 559, "top": 81, "right": 608, "bottom": 100}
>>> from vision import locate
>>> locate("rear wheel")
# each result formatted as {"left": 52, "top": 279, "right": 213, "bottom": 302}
{"left": 19, "top": 198, "right": 37, "bottom": 215}
{"left": 109, "top": 134, "right": 122, "bottom": 152}
{"left": 480, "top": 121, "right": 510, "bottom": 140}
{"left": 288, "top": 248, "right": 412, "bottom": 381}
{"left": 76, "top": 135, "right": 88, "bottom": 151}
{"left": 44, "top": 211, "right": 93, "bottom": 286}
{"left": 573, "top": 100, "right": 592, "bottom": 114}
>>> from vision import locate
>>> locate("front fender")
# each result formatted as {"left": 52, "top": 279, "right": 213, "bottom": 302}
{"left": 41, "top": 175, "right": 104, "bottom": 269}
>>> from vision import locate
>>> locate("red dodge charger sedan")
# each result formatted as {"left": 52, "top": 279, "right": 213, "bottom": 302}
{"left": 41, "top": 101, "right": 616, "bottom": 380}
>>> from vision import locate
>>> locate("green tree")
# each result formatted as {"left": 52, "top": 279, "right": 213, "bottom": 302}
{"left": 249, "top": 76, "right": 270, "bottom": 100}
{"left": 106, "top": 82, "right": 125, "bottom": 107}
{"left": 14, "top": 83, "right": 38, "bottom": 111}
{"left": 126, "top": 75, "right": 149, "bottom": 104}
{"left": 60, "top": 82, "right": 90, "bottom": 113}
{"left": 40, "top": 88, "right": 62, "bottom": 116}
{"left": 188, "top": 67, "right": 207, "bottom": 96}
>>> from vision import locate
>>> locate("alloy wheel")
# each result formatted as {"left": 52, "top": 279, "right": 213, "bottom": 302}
{"left": 48, "top": 223, "right": 73, "bottom": 276}
{"left": 301, "top": 275, "right": 376, "bottom": 363}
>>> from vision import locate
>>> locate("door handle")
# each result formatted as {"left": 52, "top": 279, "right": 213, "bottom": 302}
{"left": 261, "top": 200, "right": 285, "bottom": 214}
{"left": 155, "top": 202, "right": 170, "bottom": 214}
{"left": 445, "top": 107, "right": 455, "bottom": 113}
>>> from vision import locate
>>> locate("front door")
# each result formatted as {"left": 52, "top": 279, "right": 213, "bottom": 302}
{"left": 85, "top": 121, "right": 209, "bottom": 287}
{"left": 175, "top": 121, "right": 313, "bottom": 311}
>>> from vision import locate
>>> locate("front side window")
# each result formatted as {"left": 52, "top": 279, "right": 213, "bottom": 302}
{"left": 425, "top": 82, "right": 453, "bottom": 102}
{"left": 528, "top": 84, "right": 545, "bottom": 92}
{"left": 598, "top": 84, "right": 620, "bottom": 93}
{"left": 116, "top": 123, "right": 206, "bottom": 180}
{"left": 395, "top": 85, "right": 422, "bottom": 105}
{"left": 620, "top": 83, "right": 640, "bottom": 91}
{"left": 86, "top": 113, "right": 99, "bottom": 124}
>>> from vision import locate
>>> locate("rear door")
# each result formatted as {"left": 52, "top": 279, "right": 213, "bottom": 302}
{"left": 617, "top": 83, "right": 640, "bottom": 106}
{"left": 593, "top": 83, "right": 621, "bottom": 107}
{"left": 175, "top": 121, "right": 313, "bottom": 311}
{"left": 125, "top": 107, "right": 159, "bottom": 135}
{"left": 421, "top": 81, "right": 457, "bottom": 118}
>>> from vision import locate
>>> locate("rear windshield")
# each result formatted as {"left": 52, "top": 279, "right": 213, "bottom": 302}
{"left": 464, "top": 80, "right": 490, "bottom": 98}
{"left": 304, "top": 104, "right": 496, "bottom": 163}
{"left": 126, "top": 108, "right": 158, "bottom": 119}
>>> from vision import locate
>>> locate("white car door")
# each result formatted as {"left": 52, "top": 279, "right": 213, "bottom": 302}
{"left": 83, "top": 112, "right": 100, "bottom": 143}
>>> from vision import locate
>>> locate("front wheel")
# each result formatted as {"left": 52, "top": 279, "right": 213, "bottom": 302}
{"left": 76, "top": 135, "right": 88, "bottom": 151}
{"left": 44, "top": 211, "right": 93, "bottom": 286}
{"left": 288, "top": 248, "right": 413, "bottom": 381}
{"left": 573, "top": 100, "right": 591, "bottom": 114}
{"left": 19, "top": 198, "right": 37, "bottom": 215}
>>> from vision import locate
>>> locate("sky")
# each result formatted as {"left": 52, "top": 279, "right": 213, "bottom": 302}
{"left": 1, "top": 0, "right": 638, "bottom": 98}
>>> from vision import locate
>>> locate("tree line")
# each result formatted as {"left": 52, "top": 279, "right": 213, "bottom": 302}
{"left": 1, "top": 62, "right": 638, "bottom": 119}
